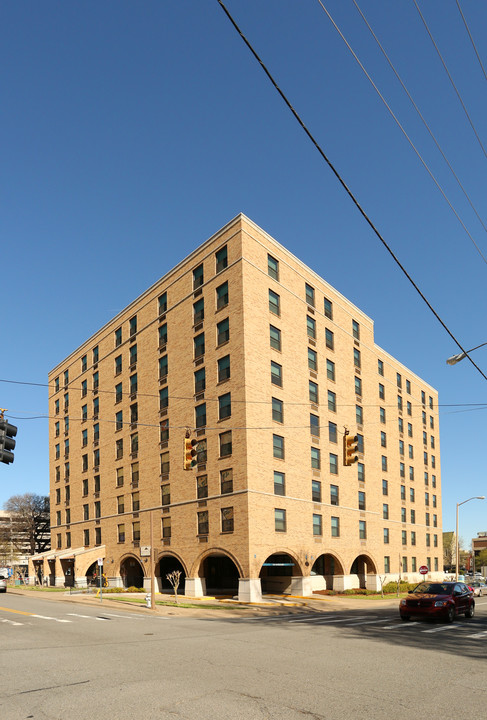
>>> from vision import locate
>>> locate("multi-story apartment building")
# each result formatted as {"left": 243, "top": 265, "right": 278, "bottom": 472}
{"left": 31, "top": 214, "right": 442, "bottom": 600}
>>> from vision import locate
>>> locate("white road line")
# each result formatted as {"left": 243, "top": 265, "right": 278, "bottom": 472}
{"left": 102, "top": 613, "right": 143, "bottom": 619}
{"left": 31, "top": 614, "right": 71, "bottom": 623}
{"left": 422, "top": 624, "right": 464, "bottom": 634}
{"left": 290, "top": 615, "right": 369, "bottom": 624}
{"left": 466, "top": 629, "right": 487, "bottom": 638}
{"left": 382, "top": 622, "right": 420, "bottom": 629}
{"left": 67, "top": 613, "right": 92, "bottom": 619}
{"left": 346, "top": 618, "right": 387, "bottom": 626}
{"left": 1, "top": 618, "right": 23, "bottom": 626}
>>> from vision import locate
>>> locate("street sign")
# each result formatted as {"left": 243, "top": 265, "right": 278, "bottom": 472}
{"left": 97, "top": 558, "right": 103, "bottom": 566}
{"left": 419, "top": 565, "right": 428, "bottom": 575}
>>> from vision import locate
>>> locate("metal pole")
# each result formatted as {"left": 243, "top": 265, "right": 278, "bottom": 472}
{"left": 150, "top": 510, "right": 155, "bottom": 610}
{"left": 455, "top": 503, "right": 459, "bottom": 581}
{"left": 100, "top": 562, "right": 103, "bottom": 603}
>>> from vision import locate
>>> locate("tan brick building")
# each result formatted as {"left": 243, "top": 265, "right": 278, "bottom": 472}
{"left": 32, "top": 214, "right": 442, "bottom": 600}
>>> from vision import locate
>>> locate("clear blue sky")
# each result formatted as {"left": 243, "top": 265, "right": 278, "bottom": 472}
{"left": 1, "top": 1, "right": 486, "bottom": 548}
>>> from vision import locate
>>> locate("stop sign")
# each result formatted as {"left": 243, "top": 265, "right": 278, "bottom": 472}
{"left": 419, "top": 565, "right": 428, "bottom": 575}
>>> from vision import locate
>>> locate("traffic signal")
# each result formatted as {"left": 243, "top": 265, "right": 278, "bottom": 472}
{"left": 0, "top": 420, "right": 17, "bottom": 465}
{"left": 184, "top": 437, "right": 197, "bottom": 470}
{"left": 343, "top": 432, "right": 358, "bottom": 466}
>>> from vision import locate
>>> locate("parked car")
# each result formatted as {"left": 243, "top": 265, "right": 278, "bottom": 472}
{"left": 399, "top": 581, "right": 474, "bottom": 622}
{"left": 0, "top": 574, "right": 7, "bottom": 593}
{"left": 469, "top": 581, "right": 487, "bottom": 597}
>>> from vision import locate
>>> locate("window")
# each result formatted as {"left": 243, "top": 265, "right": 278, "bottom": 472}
{"left": 118, "top": 524, "right": 125, "bottom": 543}
{"left": 326, "top": 359, "right": 335, "bottom": 381}
{"left": 406, "top": 379, "right": 411, "bottom": 394}
{"left": 274, "top": 471, "right": 285, "bottom": 496}
{"left": 358, "top": 491, "right": 366, "bottom": 510}
{"left": 270, "top": 361, "right": 282, "bottom": 387}
{"left": 162, "top": 517, "right": 171, "bottom": 539}
{"left": 408, "top": 423, "right": 413, "bottom": 437}
{"left": 194, "top": 367, "right": 205, "bottom": 393}
{"left": 116, "top": 468, "right": 124, "bottom": 487}
{"left": 268, "top": 254, "right": 279, "bottom": 280}
{"left": 220, "top": 468, "right": 233, "bottom": 495}
{"left": 397, "top": 373, "right": 402, "bottom": 389}
{"left": 407, "top": 401, "right": 412, "bottom": 416}
{"left": 197, "top": 510, "right": 209, "bottom": 535}
{"left": 328, "top": 422, "right": 337, "bottom": 443}
{"left": 275, "top": 508, "right": 286, "bottom": 532}
{"left": 308, "top": 348, "right": 317, "bottom": 371}
{"left": 160, "top": 452, "right": 170, "bottom": 475}
{"left": 195, "top": 403, "right": 207, "bottom": 428}
{"left": 158, "top": 292, "right": 167, "bottom": 315}
{"left": 311, "top": 479, "right": 321, "bottom": 502}
{"left": 357, "top": 462, "right": 365, "bottom": 482}
{"left": 381, "top": 455, "right": 388, "bottom": 471}
{"left": 402, "top": 530, "right": 407, "bottom": 546}
{"left": 83, "top": 529, "right": 89, "bottom": 546}
{"left": 329, "top": 453, "right": 338, "bottom": 475}
{"left": 272, "top": 397, "right": 283, "bottom": 423}
{"left": 64, "top": 393, "right": 69, "bottom": 410}
{"left": 217, "top": 355, "right": 230, "bottom": 383}
{"left": 65, "top": 508, "right": 71, "bottom": 525}
{"left": 82, "top": 479, "right": 88, "bottom": 496}
{"left": 381, "top": 431, "right": 387, "bottom": 448}
{"left": 216, "top": 245, "right": 228, "bottom": 273}
{"left": 311, "top": 447, "right": 321, "bottom": 470}
{"left": 269, "top": 289, "right": 280, "bottom": 316}
{"left": 219, "top": 430, "right": 232, "bottom": 457}
{"left": 129, "top": 316, "right": 137, "bottom": 338}
{"left": 382, "top": 479, "right": 388, "bottom": 495}
{"left": 270, "top": 325, "right": 281, "bottom": 351}
{"left": 383, "top": 504, "right": 389, "bottom": 519}
{"left": 324, "top": 297, "right": 333, "bottom": 319}
{"left": 409, "top": 466, "right": 414, "bottom": 481}
{"left": 383, "top": 528, "right": 389, "bottom": 544}
{"left": 117, "top": 495, "right": 125, "bottom": 514}
{"left": 352, "top": 320, "right": 360, "bottom": 340}
{"left": 273, "top": 434, "right": 284, "bottom": 459}
{"left": 193, "top": 298, "right": 204, "bottom": 324}
{"left": 80, "top": 355, "right": 87, "bottom": 373}
{"left": 55, "top": 399, "right": 60, "bottom": 414}
{"left": 55, "top": 377, "right": 60, "bottom": 392}
{"left": 313, "top": 514, "right": 322, "bottom": 536}
{"left": 115, "top": 355, "right": 122, "bottom": 376}
{"left": 430, "top": 435, "right": 435, "bottom": 449}
{"left": 410, "top": 487, "right": 415, "bottom": 502}
{"left": 421, "top": 390, "right": 426, "bottom": 405}
{"left": 408, "top": 444, "right": 414, "bottom": 459}
{"left": 307, "top": 315, "right": 316, "bottom": 339}
{"left": 305, "top": 283, "right": 315, "bottom": 307}
{"left": 353, "top": 348, "right": 361, "bottom": 369}
{"left": 115, "top": 327, "right": 122, "bottom": 347}
{"left": 161, "top": 483, "right": 170, "bottom": 506}
{"left": 132, "top": 522, "right": 140, "bottom": 542}
{"left": 430, "top": 415, "right": 434, "bottom": 429}
{"left": 325, "top": 329, "right": 334, "bottom": 350}
{"left": 194, "top": 332, "right": 205, "bottom": 358}
{"left": 66, "top": 532, "right": 72, "bottom": 548}
{"left": 379, "top": 383, "right": 385, "bottom": 400}
{"left": 130, "top": 344, "right": 137, "bottom": 366}
{"left": 63, "top": 371, "right": 69, "bottom": 388}
{"left": 197, "top": 475, "right": 208, "bottom": 499}
{"left": 330, "top": 485, "right": 339, "bottom": 506}
{"left": 310, "top": 414, "right": 320, "bottom": 437}
{"left": 328, "top": 391, "right": 336, "bottom": 412}
{"left": 193, "top": 263, "right": 203, "bottom": 290}
{"left": 331, "top": 516, "right": 340, "bottom": 537}
{"left": 131, "top": 462, "right": 139, "bottom": 484}
{"left": 116, "top": 438, "right": 123, "bottom": 460}
{"left": 219, "top": 392, "right": 231, "bottom": 420}
{"left": 82, "top": 454, "right": 88, "bottom": 472}
{"left": 356, "top": 405, "right": 363, "bottom": 425}
{"left": 216, "top": 282, "right": 229, "bottom": 310}
{"left": 159, "top": 355, "right": 168, "bottom": 381}
{"left": 411, "top": 532, "right": 416, "bottom": 547}
{"left": 400, "top": 463, "right": 405, "bottom": 478}
{"left": 401, "top": 507, "right": 406, "bottom": 522}
{"left": 411, "top": 509, "right": 416, "bottom": 524}
{"left": 130, "top": 374, "right": 137, "bottom": 396}
{"left": 359, "top": 521, "right": 367, "bottom": 539}
{"left": 115, "top": 383, "right": 123, "bottom": 403}
{"left": 355, "top": 377, "right": 362, "bottom": 396}
{"left": 221, "top": 507, "right": 234, "bottom": 533}
{"left": 115, "top": 411, "right": 123, "bottom": 432}
{"left": 401, "top": 485, "right": 406, "bottom": 500}
{"left": 378, "top": 359, "right": 384, "bottom": 376}
{"left": 380, "top": 407, "right": 386, "bottom": 424}
{"left": 158, "top": 324, "right": 167, "bottom": 347}
{"left": 159, "top": 387, "right": 168, "bottom": 410}
{"left": 397, "top": 395, "right": 403, "bottom": 411}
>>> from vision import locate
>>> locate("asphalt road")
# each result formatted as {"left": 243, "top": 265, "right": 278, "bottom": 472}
{"left": 1, "top": 592, "right": 487, "bottom": 719}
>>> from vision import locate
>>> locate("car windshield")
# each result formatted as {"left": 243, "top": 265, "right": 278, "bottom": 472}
{"left": 413, "top": 583, "right": 451, "bottom": 594}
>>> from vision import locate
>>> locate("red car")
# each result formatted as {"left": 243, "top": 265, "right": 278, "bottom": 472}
{"left": 399, "top": 581, "right": 475, "bottom": 622}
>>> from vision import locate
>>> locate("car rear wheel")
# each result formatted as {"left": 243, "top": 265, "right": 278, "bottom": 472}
{"left": 400, "top": 614, "right": 410, "bottom": 621}
{"left": 446, "top": 606, "right": 455, "bottom": 623}
{"left": 465, "top": 603, "right": 475, "bottom": 619}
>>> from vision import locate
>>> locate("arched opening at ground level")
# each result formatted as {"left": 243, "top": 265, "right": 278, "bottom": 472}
{"left": 311, "top": 553, "right": 344, "bottom": 591}
{"left": 199, "top": 553, "right": 239, "bottom": 596}
{"left": 350, "top": 554, "right": 377, "bottom": 589}
{"left": 120, "top": 556, "right": 145, "bottom": 589}
{"left": 259, "top": 553, "right": 300, "bottom": 595}
{"left": 85, "top": 561, "right": 108, "bottom": 587}
{"left": 156, "top": 555, "right": 186, "bottom": 594}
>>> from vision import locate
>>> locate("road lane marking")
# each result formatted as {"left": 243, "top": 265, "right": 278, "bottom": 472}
{"left": 346, "top": 618, "right": 388, "bottom": 626}
{"left": 382, "top": 622, "right": 420, "bottom": 629}
{"left": 1, "top": 617, "right": 23, "bottom": 626}
{"left": 289, "top": 615, "right": 369, "bottom": 624}
{"left": 466, "top": 629, "right": 487, "bottom": 638}
{"left": 31, "top": 614, "right": 71, "bottom": 623}
{"left": 422, "top": 624, "right": 464, "bottom": 633}
{"left": 0, "top": 606, "right": 35, "bottom": 616}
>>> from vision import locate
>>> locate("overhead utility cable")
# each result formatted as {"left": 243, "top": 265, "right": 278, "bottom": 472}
{"left": 351, "top": 0, "right": 487, "bottom": 263}
{"left": 455, "top": 0, "right": 487, "bottom": 84}
{"left": 413, "top": 0, "right": 487, "bottom": 161}
{"left": 216, "top": 0, "right": 487, "bottom": 382}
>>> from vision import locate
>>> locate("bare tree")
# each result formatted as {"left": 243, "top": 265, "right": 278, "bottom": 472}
{"left": 1, "top": 494, "right": 50, "bottom": 555}
{"left": 166, "top": 570, "right": 182, "bottom": 603}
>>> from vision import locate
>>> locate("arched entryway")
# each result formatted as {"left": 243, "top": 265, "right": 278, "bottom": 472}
{"left": 200, "top": 553, "right": 239, "bottom": 596}
{"left": 350, "top": 554, "right": 377, "bottom": 589}
{"left": 311, "top": 553, "right": 344, "bottom": 591}
{"left": 156, "top": 555, "right": 186, "bottom": 594}
{"left": 259, "top": 553, "right": 300, "bottom": 594}
{"left": 120, "top": 556, "right": 145, "bottom": 588}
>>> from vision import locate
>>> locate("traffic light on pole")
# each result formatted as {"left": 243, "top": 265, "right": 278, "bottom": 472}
{"left": 184, "top": 437, "right": 197, "bottom": 470}
{"left": 0, "top": 419, "right": 17, "bottom": 465}
{"left": 343, "top": 431, "right": 358, "bottom": 466}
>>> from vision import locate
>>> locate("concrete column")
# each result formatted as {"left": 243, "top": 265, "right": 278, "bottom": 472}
{"left": 333, "top": 575, "right": 346, "bottom": 591}
{"left": 238, "top": 578, "right": 263, "bottom": 603}
{"left": 365, "top": 574, "right": 381, "bottom": 592}
{"left": 184, "top": 577, "right": 206, "bottom": 598}
{"left": 290, "top": 576, "right": 313, "bottom": 597}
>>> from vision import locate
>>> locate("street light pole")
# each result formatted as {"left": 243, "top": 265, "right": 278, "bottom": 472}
{"left": 446, "top": 341, "right": 487, "bottom": 366}
{"left": 455, "top": 496, "right": 485, "bottom": 581}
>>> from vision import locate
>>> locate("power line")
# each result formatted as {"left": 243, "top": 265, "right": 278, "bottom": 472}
{"left": 455, "top": 0, "right": 487, "bottom": 84}
{"left": 351, "top": 0, "right": 487, "bottom": 262}
{"left": 216, "top": 0, "right": 487, "bottom": 383}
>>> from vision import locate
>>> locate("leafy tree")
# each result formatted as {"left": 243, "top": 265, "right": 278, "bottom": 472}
{"left": 1, "top": 493, "right": 50, "bottom": 555}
